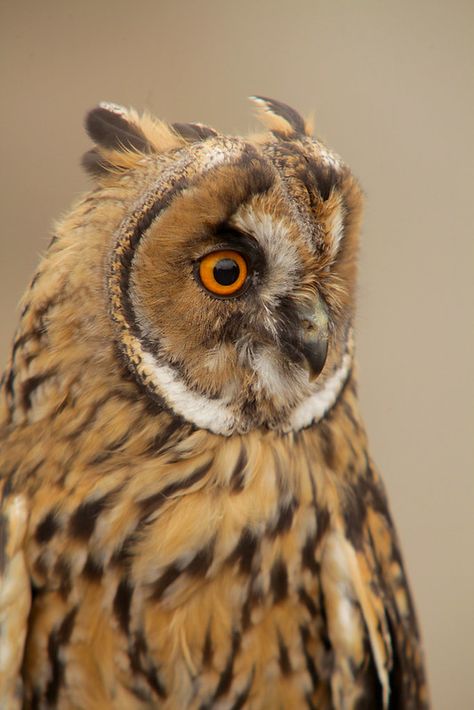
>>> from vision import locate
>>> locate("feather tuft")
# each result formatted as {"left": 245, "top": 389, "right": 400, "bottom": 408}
{"left": 250, "top": 96, "right": 311, "bottom": 137}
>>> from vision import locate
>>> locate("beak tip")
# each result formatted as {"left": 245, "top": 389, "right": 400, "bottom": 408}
{"left": 302, "top": 338, "right": 328, "bottom": 382}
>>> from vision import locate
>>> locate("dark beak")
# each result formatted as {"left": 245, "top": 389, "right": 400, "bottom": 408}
{"left": 298, "top": 297, "right": 329, "bottom": 381}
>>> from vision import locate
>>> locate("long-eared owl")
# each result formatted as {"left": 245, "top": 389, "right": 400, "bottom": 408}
{"left": 0, "top": 97, "right": 428, "bottom": 708}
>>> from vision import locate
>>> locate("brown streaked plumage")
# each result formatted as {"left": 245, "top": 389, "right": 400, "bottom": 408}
{"left": 0, "top": 97, "right": 428, "bottom": 708}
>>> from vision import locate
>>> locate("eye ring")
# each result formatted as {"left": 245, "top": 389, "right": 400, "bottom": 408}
{"left": 197, "top": 250, "right": 248, "bottom": 296}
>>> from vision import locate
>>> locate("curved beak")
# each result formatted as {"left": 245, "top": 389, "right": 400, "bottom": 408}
{"left": 298, "top": 297, "right": 329, "bottom": 381}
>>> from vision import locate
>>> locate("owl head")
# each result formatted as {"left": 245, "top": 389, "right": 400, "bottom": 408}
{"left": 76, "top": 97, "right": 363, "bottom": 435}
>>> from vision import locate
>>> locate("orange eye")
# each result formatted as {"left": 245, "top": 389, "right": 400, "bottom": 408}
{"left": 198, "top": 250, "right": 248, "bottom": 296}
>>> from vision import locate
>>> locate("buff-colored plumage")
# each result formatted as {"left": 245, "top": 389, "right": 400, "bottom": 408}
{"left": 0, "top": 98, "right": 428, "bottom": 709}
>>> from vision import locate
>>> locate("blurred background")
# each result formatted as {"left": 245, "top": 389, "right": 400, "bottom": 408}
{"left": 1, "top": 1, "right": 473, "bottom": 706}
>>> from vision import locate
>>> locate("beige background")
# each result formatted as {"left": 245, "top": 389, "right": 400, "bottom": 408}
{"left": 1, "top": 1, "right": 473, "bottom": 706}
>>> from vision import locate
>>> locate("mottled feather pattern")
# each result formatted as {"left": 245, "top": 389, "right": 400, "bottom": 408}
{"left": 0, "top": 98, "right": 428, "bottom": 708}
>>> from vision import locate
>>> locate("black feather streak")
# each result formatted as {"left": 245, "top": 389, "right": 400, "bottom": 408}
{"left": 114, "top": 578, "right": 134, "bottom": 634}
{"left": 69, "top": 492, "right": 113, "bottom": 541}
{"left": 0, "top": 513, "right": 8, "bottom": 574}
{"left": 139, "top": 458, "right": 213, "bottom": 520}
{"left": 300, "top": 625, "right": 320, "bottom": 690}
{"left": 202, "top": 626, "right": 214, "bottom": 667}
{"left": 128, "top": 631, "right": 167, "bottom": 699}
{"left": 213, "top": 630, "right": 241, "bottom": 699}
{"left": 45, "top": 607, "right": 77, "bottom": 704}
{"left": 21, "top": 372, "right": 55, "bottom": 411}
{"left": 186, "top": 540, "right": 214, "bottom": 577}
{"left": 270, "top": 558, "right": 288, "bottom": 602}
{"left": 271, "top": 497, "right": 297, "bottom": 536}
{"left": 35, "top": 510, "right": 60, "bottom": 543}
{"left": 151, "top": 563, "right": 181, "bottom": 601}
{"left": 230, "top": 445, "right": 247, "bottom": 492}
{"left": 82, "top": 554, "right": 104, "bottom": 582}
{"left": 278, "top": 633, "right": 292, "bottom": 675}
{"left": 229, "top": 528, "right": 258, "bottom": 574}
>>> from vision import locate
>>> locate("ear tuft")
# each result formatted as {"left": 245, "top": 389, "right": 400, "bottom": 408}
{"left": 172, "top": 122, "right": 218, "bottom": 142}
{"left": 81, "top": 148, "right": 111, "bottom": 177}
{"left": 250, "top": 96, "right": 311, "bottom": 137}
{"left": 82, "top": 103, "right": 189, "bottom": 178}
{"left": 85, "top": 104, "right": 152, "bottom": 153}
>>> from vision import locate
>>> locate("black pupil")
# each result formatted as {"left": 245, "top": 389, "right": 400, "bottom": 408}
{"left": 213, "top": 258, "right": 240, "bottom": 286}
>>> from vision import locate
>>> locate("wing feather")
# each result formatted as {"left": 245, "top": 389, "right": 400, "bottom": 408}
{"left": 321, "top": 462, "right": 429, "bottom": 709}
{"left": 0, "top": 488, "right": 31, "bottom": 709}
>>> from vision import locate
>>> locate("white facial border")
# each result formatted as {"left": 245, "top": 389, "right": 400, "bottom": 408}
{"left": 141, "top": 346, "right": 352, "bottom": 436}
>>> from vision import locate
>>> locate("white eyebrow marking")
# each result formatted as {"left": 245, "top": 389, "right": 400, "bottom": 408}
{"left": 232, "top": 206, "right": 300, "bottom": 301}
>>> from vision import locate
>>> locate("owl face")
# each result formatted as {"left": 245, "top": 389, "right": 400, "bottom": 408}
{"left": 85, "top": 99, "right": 363, "bottom": 434}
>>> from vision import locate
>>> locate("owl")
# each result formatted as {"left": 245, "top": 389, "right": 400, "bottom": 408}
{"left": 0, "top": 97, "right": 428, "bottom": 709}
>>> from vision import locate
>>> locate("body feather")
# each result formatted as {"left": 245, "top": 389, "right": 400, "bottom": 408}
{"left": 0, "top": 98, "right": 428, "bottom": 708}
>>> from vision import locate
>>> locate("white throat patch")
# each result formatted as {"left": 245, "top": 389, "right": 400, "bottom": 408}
{"left": 287, "top": 348, "right": 352, "bottom": 431}
{"left": 141, "top": 346, "right": 352, "bottom": 436}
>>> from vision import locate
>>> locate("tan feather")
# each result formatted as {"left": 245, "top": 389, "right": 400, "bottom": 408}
{"left": 0, "top": 98, "right": 428, "bottom": 708}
